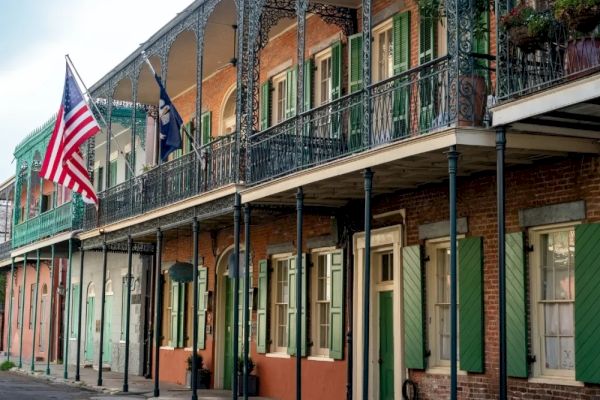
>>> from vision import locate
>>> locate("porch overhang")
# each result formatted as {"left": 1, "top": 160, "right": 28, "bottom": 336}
{"left": 10, "top": 230, "right": 78, "bottom": 258}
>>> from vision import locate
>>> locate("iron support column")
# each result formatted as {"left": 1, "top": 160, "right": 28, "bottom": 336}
{"left": 346, "top": 234, "right": 354, "bottom": 400}
{"left": 296, "top": 187, "right": 304, "bottom": 400}
{"left": 18, "top": 254, "right": 27, "bottom": 369}
{"left": 124, "top": 236, "right": 133, "bottom": 392}
{"left": 192, "top": 219, "right": 199, "bottom": 400}
{"left": 497, "top": 127, "right": 507, "bottom": 400}
{"left": 63, "top": 240, "right": 73, "bottom": 378}
{"left": 47, "top": 245, "right": 55, "bottom": 375}
{"left": 243, "top": 205, "right": 251, "bottom": 399}
{"left": 448, "top": 146, "right": 459, "bottom": 400}
{"left": 362, "top": 0, "right": 372, "bottom": 147}
{"left": 31, "top": 250, "right": 41, "bottom": 372}
{"left": 7, "top": 258, "right": 15, "bottom": 362}
{"left": 362, "top": 168, "right": 373, "bottom": 400}
{"left": 232, "top": 193, "right": 241, "bottom": 400}
{"left": 75, "top": 248, "right": 84, "bottom": 381}
{"left": 98, "top": 242, "right": 108, "bottom": 386}
{"left": 295, "top": 0, "right": 307, "bottom": 169}
{"left": 154, "top": 229, "right": 163, "bottom": 397}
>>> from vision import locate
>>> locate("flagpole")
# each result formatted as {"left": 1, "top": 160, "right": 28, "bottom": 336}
{"left": 140, "top": 51, "right": 204, "bottom": 161}
{"left": 65, "top": 54, "right": 136, "bottom": 179}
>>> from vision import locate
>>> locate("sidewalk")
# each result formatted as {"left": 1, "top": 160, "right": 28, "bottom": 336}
{"left": 1, "top": 354, "right": 271, "bottom": 399}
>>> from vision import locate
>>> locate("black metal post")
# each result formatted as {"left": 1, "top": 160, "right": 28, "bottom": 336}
{"left": 98, "top": 242, "right": 108, "bottom": 386}
{"left": 75, "top": 248, "right": 84, "bottom": 381}
{"left": 232, "top": 194, "right": 241, "bottom": 400}
{"left": 243, "top": 204, "right": 251, "bottom": 400}
{"left": 124, "top": 236, "right": 133, "bottom": 392}
{"left": 63, "top": 240, "right": 73, "bottom": 379}
{"left": 448, "top": 146, "right": 459, "bottom": 400}
{"left": 18, "top": 253, "right": 27, "bottom": 369}
{"left": 154, "top": 229, "right": 163, "bottom": 397}
{"left": 346, "top": 232, "right": 354, "bottom": 400}
{"left": 497, "top": 127, "right": 507, "bottom": 400}
{"left": 47, "top": 246, "right": 55, "bottom": 375}
{"left": 31, "top": 250, "right": 41, "bottom": 372}
{"left": 362, "top": 168, "right": 373, "bottom": 400}
{"left": 7, "top": 258, "right": 15, "bottom": 362}
{"left": 296, "top": 187, "right": 304, "bottom": 400}
{"left": 192, "top": 218, "right": 199, "bottom": 400}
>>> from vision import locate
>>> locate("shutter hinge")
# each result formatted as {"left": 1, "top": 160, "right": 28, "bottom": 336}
{"left": 526, "top": 245, "right": 534, "bottom": 253}
{"left": 425, "top": 349, "right": 431, "bottom": 357}
{"left": 528, "top": 354, "right": 536, "bottom": 364}
{"left": 423, "top": 255, "right": 431, "bottom": 263}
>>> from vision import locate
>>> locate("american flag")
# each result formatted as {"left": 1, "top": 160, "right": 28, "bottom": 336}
{"left": 40, "top": 63, "right": 100, "bottom": 205}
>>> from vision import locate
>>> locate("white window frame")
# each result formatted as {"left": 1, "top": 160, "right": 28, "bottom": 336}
{"left": 310, "top": 249, "right": 335, "bottom": 358}
{"left": 270, "top": 253, "right": 293, "bottom": 354}
{"left": 314, "top": 48, "right": 333, "bottom": 107}
{"left": 272, "top": 72, "right": 288, "bottom": 126}
{"left": 372, "top": 19, "right": 394, "bottom": 83}
{"left": 529, "top": 222, "right": 579, "bottom": 381}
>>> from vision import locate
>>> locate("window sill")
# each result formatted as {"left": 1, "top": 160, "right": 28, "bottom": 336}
{"left": 159, "top": 346, "right": 176, "bottom": 351}
{"left": 307, "top": 356, "right": 334, "bottom": 362}
{"left": 528, "top": 377, "right": 583, "bottom": 387}
{"left": 265, "top": 353, "right": 290, "bottom": 359}
{"left": 425, "top": 367, "right": 467, "bottom": 376}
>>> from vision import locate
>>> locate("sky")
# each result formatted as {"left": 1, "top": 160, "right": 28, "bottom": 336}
{"left": 0, "top": 0, "right": 193, "bottom": 184}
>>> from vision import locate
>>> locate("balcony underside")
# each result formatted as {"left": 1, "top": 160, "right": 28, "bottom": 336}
{"left": 241, "top": 128, "right": 600, "bottom": 207}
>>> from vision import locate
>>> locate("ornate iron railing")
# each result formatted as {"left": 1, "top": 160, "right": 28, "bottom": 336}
{"left": 248, "top": 56, "right": 486, "bottom": 184}
{"left": 498, "top": 21, "right": 600, "bottom": 101}
{"left": 85, "top": 132, "right": 237, "bottom": 229}
{"left": 0, "top": 240, "right": 11, "bottom": 260}
{"left": 12, "top": 201, "right": 79, "bottom": 248}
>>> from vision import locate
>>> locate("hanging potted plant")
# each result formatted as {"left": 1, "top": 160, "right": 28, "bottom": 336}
{"left": 500, "top": 4, "right": 554, "bottom": 52}
{"left": 237, "top": 357, "right": 259, "bottom": 396}
{"left": 554, "top": 0, "right": 600, "bottom": 76}
{"left": 186, "top": 353, "right": 211, "bottom": 389}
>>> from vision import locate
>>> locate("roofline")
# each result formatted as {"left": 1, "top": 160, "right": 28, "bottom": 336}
{"left": 0, "top": 176, "right": 15, "bottom": 192}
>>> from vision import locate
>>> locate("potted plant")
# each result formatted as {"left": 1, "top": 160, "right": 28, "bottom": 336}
{"left": 500, "top": 4, "right": 554, "bottom": 52}
{"left": 186, "top": 353, "right": 211, "bottom": 389}
{"left": 554, "top": 0, "right": 600, "bottom": 76}
{"left": 237, "top": 357, "right": 259, "bottom": 396}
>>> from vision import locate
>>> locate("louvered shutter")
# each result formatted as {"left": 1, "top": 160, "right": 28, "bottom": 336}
{"left": 403, "top": 245, "right": 426, "bottom": 369}
{"left": 260, "top": 81, "right": 272, "bottom": 130}
{"left": 170, "top": 280, "right": 179, "bottom": 347}
{"left": 506, "top": 232, "right": 528, "bottom": 378}
{"left": 198, "top": 266, "right": 208, "bottom": 349}
{"left": 348, "top": 33, "right": 363, "bottom": 150}
{"left": 329, "top": 251, "right": 344, "bottom": 360}
{"left": 201, "top": 112, "right": 211, "bottom": 146}
{"left": 256, "top": 260, "right": 269, "bottom": 353}
{"left": 419, "top": 15, "right": 437, "bottom": 131}
{"left": 287, "top": 255, "right": 307, "bottom": 356}
{"left": 285, "top": 67, "right": 297, "bottom": 119}
{"left": 392, "top": 12, "right": 411, "bottom": 138}
{"left": 331, "top": 41, "right": 342, "bottom": 100}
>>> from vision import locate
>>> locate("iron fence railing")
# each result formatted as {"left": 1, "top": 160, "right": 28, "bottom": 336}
{"left": 498, "top": 22, "right": 600, "bottom": 100}
{"left": 248, "top": 56, "right": 484, "bottom": 184}
{"left": 85, "top": 132, "right": 237, "bottom": 229}
{"left": 12, "top": 201, "right": 79, "bottom": 248}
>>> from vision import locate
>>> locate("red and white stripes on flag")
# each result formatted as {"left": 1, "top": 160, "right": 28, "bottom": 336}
{"left": 40, "top": 63, "right": 100, "bottom": 205}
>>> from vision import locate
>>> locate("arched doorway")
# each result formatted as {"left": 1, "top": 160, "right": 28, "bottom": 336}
{"left": 85, "top": 283, "right": 96, "bottom": 363}
{"left": 214, "top": 246, "right": 234, "bottom": 390}
{"left": 220, "top": 85, "right": 237, "bottom": 136}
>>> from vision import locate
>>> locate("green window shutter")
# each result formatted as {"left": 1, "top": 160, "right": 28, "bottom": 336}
{"left": 184, "top": 121, "right": 193, "bottom": 153}
{"left": 419, "top": 15, "right": 437, "bottom": 64}
{"left": 331, "top": 41, "right": 342, "bottom": 100}
{"left": 458, "top": 237, "right": 484, "bottom": 373}
{"left": 287, "top": 255, "right": 307, "bottom": 356}
{"left": 170, "top": 280, "right": 179, "bottom": 347}
{"left": 419, "top": 15, "right": 437, "bottom": 131}
{"left": 402, "top": 245, "right": 426, "bottom": 369}
{"left": 392, "top": 11, "right": 411, "bottom": 138}
{"left": 71, "top": 284, "right": 80, "bottom": 337}
{"left": 257, "top": 260, "right": 269, "bottom": 353}
{"left": 178, "top": 283, "right": 186, "bottom": 348}
{"left": 201, "top": 112, "right": 211, "bottom": 146}
{"left": 473, "top": 10, "right": 490, "bottom": 78}
{"left": 304, "top": 58, "right": 313, "bottom": 111}
{"left": 260, "top": 81, "right": 272, "bottom": 130}
{"left": 329, "top": 251, "right": 344, "bottom": 360}
{"left": 285, "top": 67, "right": 297, "bottom": 119}
{"left": 575, "top": 223, "right": 600, "bottom": 384}
{"left": 109, "top": 160, "right": 117, "bottom": 188}
{"left": 198, "top": 267, "right": 208, "bottom": 350}
{"left": 393, "top": 11, "right": 411, "bottom": 75}
{"left": 506, "top": 232, "right": 528, "bottom": 378}
{"left": 348, "top": 34, "right": 363, "bottom": 93}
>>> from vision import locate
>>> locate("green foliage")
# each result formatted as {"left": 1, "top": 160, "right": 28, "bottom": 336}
{"left": 554, "top": 0, "right": 600, "bottom": 14}
{"left": 417, "top": 0, "right": 490, "bottom": 19}
{"left": 0, "top": 361, "right": 15, "bottom": 371}
{"left": 500, "top": 4, "right": 554, "bottom": 37}
{"left": 554, "top": 0, "right": 600, "bottom": 33}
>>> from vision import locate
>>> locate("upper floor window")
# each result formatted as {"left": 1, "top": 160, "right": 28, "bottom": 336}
{"left": 315, "top": 49, "right": 333, "bottom": 107}
{"left": 312, "top": 252, "right": 332, "bottom": 357}
{"left": 273, "top": 72, "right": 288, "bottom": 126}
{"left": 271, "top": 256, "right": 291, "bottom": 353}
{"left": 373, "top": 20, "right": 394, "bottom": 82}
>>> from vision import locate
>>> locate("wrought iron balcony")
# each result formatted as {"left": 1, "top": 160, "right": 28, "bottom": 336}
{"left": 85, "top": 132, "right": 237, "bottom": 229}
{"left": 12, "top": 201, "right": 81, "bottom": 249}
{"left": 248, "top": 56, "right": 490, "bottom": 184}
{"left": 497, "top": 20, "right": 600, "bottom": 101}
{"left": 0, "top": 240, "right": 11, "bottom": 261}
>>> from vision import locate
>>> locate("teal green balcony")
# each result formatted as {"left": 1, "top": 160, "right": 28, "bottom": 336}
{"left": 12, "top": 201, "right": 81, "bottom": 249}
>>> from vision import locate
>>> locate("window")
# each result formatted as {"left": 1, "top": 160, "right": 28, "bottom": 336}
{"left": 70, "top": 283, "right": 80, "bottom": 338}
{"left": 161, "top": 272, "right": 186, "bottom": 348}
{"left": 125, "top": 153, "right": 132, "bottom": 180}
{"left": 531, "top": 226, "right": 575, "bottom": 378}
{"left": 380, "top": 251, "right": 394, "bottom": 282}
{"left": 17, "top": 286, "right": 22, "bottom": 328}
{"left": 108, "top": 160, "right": 117, "bottom": 188}
{"left": 271, "top": 256, "right": 290, "bottom": 352}
{"left": 29, "top": 283, "right": 36, "bottom": 329}
{"left": 273, "top": 73, "right": 288, "bottom": 126}
{"left": 312, "top": 253, "right": 332, "bottom": 356}
{"left": 315, "top": 50, "right": 333, "bottom": 106}
{"left": 426, "top": 242, "right": 455, "bottom": 368}
{"left": 96, "top": 167, "right": 104, "bottom": 192}
{"left": 373, "top": 21, "right": 393, "bottom": 82}
{"left": 120, "top": 276, "right": 128, "bottom": 342}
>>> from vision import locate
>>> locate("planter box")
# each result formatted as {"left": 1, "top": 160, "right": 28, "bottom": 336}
{"left": 186, "top": 370, "right": 211, "bottom": 389}
{"left": 237, "top": 374, "right": 259, "bottom": 397}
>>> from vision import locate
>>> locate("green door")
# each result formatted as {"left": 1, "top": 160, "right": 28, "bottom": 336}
{"left": 85, "top": 297, "right": 95, "bottom": 362}
{"left": 223, "top": 278, "right": 233, "bottom": 389}
{"left": 379, "top": 291, "right": 394, "bottom": 400}
{"left": 103, "top": 295, "right": 113, "bottom": 364}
